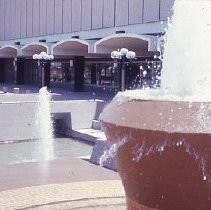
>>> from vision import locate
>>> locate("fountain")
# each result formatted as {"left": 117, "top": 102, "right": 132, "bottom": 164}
{"left": 100, "top": 1, "right": 211, "bottom": 209}
{"left": 36, "top": 87, "right": 54, "bottom": 161}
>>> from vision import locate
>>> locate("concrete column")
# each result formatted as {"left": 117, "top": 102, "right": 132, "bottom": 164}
{"left": 44, "top": 62, "right": 51, "bottom": 88}
{"left": 0, "top": 58, "right": 6, "bottom": 83}
{"left": 16, "top": 58, "right": 25, "bottom": 85}
{"left": 74, "top": 56, "right": 85, "bottom": 92}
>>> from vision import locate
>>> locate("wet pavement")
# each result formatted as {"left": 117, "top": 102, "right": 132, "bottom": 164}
{"left": 0, "top": 158, "right": 120, "bottom": 191}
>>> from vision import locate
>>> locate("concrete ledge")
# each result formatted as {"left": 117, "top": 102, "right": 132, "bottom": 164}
{"left": 70, "top": 128, "right": 106, "bottom": 144}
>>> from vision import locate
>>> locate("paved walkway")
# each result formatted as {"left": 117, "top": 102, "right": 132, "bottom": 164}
{"left": 0, "top": 158, "right": 125, "bottom": 209}
{"left": 0, "top": 180, "right": 125, "bottom": 210}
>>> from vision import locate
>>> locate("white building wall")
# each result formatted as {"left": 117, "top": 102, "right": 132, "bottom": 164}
{"left": 143, "top": 0, "right": 160, "bottom": 23}
{"left": 26, "top": 0, "right": 33, "bottom": 38}
{"left": 15, "top": 0, "right": 21, "bottom": 39}
{"left": 92, "top": 0, "right": 103, "bottom": 29}
{"left": 46, "top": 0, "right": 55, "bottom": 35}
{"left": 55, "top": 0, "right": 63, "bottom": 34}
{"left": 0, "top": 0, "right": 174, "bottom": 42}
{"left": 32, "top": 0, "right": 40, "bottom": 37}
{"left": 4, "top": 0, "right": 10, "bottom": 40}
{"left": 63, "top": 0, "right": 72, "bottom": 33}
{"left": 40, "top": 0, "right": 47, "bottom": 36}
{"left": 72, "top": 0, "right": 81, "bottom": 32}
{"left": 129, "top": 0, "right": 143, "bottom": 25}
{"left": 115, "top": 0, "right": 129, "bottom": 26}
{"left": 20, "top": 0, "right": 27, "bottom": 38}
{"left": 81, "top": 0, "right": 91, "bottom": 31}
{"left": 160, "top": 0, "right": 174, "bottom": 20}
{"left": 103, "top": 0, "right": 115, "bottom": 28}
{"left": 10, "top": 0, "right": 16, "bottom": 39}
{"left": 0, "top": 0, "right": 5, "bottom": 40}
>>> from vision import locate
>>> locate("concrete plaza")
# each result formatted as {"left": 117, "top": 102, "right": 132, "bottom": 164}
{"left": 0, "top": 84, "right": 125, "bottom": 209}
{"left": 0, "top": 158, "right": 125, "bottom": 210}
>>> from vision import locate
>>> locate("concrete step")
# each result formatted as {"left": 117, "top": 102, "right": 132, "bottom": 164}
{"left": 91, "top": 119, "right": 101, "bottom": 130}
{"left": 70, "top": 128, "right": 106, "bottom": 144}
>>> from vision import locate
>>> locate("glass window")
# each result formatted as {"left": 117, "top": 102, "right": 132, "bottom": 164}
{"left": 50, "top": 61, "right": 74, "bottom": 84}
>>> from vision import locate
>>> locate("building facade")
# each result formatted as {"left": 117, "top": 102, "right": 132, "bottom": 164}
{"left": 0, "top": 0, "right": 174, "bottom": 91}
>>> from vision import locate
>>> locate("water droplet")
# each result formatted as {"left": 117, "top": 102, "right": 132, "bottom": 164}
{"left": 203, "top": 176, "right": 207, "bottom": 181}
{"left": 143, "top": 70, "right": 147, "bottom": 76}
{"left": 160, "top": 146, "right": 164, "bottom": 152}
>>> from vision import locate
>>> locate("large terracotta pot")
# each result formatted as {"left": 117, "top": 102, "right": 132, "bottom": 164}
{"left": 100, "top": 93, "right": 211, "bottom": 210}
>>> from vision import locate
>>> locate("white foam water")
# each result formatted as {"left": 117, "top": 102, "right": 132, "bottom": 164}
{"left": 118, "top": 1, "right": 211, "bottom": 102}
{"left": 161, "top": 0, "right": 211, "bottom": 99}
{"left": 36, "top": 87, "right": 54, "bottom": 161}
{"left": 99, "top": 136, "right": 128, "bottom": 166}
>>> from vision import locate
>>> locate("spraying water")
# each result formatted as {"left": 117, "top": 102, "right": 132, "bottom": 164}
{"left": 100, "top": 0, "right": 211, "bottom": 171}
{"left": 36, "top": 87, "right": 54, "bottom": 161}
{"left": 161, "top": 0, "right": 211, "bottom": 99}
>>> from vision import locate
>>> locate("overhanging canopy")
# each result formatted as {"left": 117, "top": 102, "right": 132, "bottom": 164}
{"left": 0, "top": 45, "right": 19, "bottom": 58}
{"left": 21, "top": 43, "right": 49, "bottom": 57}
{"left": 51, "top": 39, "right": 89, "bottom": 57}
{"left": 94, "top": 33, "right": 151, "bottom": 57}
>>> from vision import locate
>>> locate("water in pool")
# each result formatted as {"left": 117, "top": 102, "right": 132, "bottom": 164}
{"left": 0, "top": 137, "right": 93, "bottom": 165}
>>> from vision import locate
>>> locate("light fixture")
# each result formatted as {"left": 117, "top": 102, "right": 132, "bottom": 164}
{"left": 32, "top": 52, "right": 54, "bottom": 87}
{"left": 111, "top": 48, "right": 136, "bottom": 91}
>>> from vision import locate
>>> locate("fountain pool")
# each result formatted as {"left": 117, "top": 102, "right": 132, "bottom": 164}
{"left": 0, "top": 137, "right": 93, "bottom": 165}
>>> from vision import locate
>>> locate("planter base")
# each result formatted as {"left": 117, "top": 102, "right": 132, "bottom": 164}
{"left": 100, "top": 98, "right": 211, "bottom": 210}
{"left": 127, "top": 197, "right": 159, "bottom": 210}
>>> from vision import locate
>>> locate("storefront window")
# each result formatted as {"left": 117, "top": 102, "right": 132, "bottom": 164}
{"left": 84, "top": 65, "right": 91, "bottom": 84}
{"left": 84, "top": 62, "right": 115, "bottom": 86}
{"left": 50, "top": 61, "right": 74, "bottom": 84}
